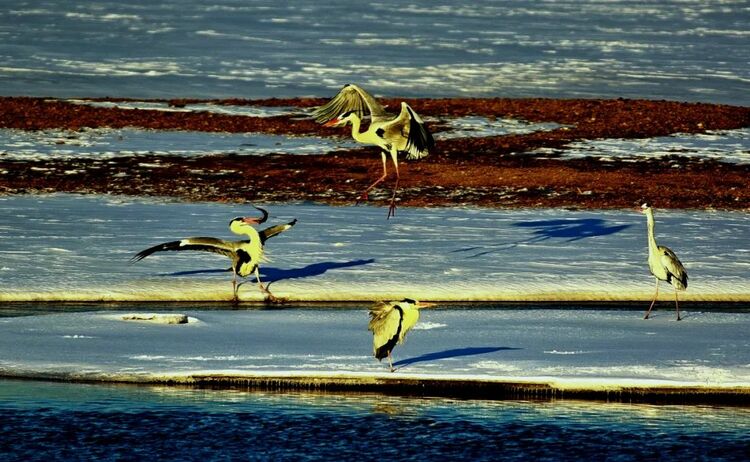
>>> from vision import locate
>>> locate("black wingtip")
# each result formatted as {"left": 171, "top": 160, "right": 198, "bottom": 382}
{"left": 130, "top": 250, "right": 149, "bottom": 263}
{"left": 129, "top": 241, "right": 181, "bottom": 263}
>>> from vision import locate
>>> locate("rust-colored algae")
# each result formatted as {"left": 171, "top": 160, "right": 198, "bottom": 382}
{"left": 1, "top": 96, "right": 748, "bottom": 209}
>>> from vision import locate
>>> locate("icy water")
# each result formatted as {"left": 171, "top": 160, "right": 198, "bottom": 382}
{"left": 0, "top": 380, "right": 749, "bottom": 461}
{"left": 2, "top": 0, "right": 748, "bottom": 104}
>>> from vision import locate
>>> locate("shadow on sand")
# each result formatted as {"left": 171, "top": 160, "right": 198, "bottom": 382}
{"left": 393, "top": 346, "right": 519, "bottom": 369}
{"left": 454, "top": 218, "right": 631, "bottom": 258}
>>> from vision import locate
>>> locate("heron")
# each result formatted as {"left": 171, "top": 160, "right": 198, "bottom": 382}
{"left": 368, "top": 298, "right": 436, "bottom": 371}
{"left": 640, "top": 202, "right": 688, "bottom": 320}
{"left": 313, "top": 84, "right": 434, "bottom": 219}
{"left": 131, "top": 206, "right": 296, "bottom": 303}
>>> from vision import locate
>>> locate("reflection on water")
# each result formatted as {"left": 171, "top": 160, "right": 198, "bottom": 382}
{"left": 1, "top": 379, "right": 749, "bottom": 460}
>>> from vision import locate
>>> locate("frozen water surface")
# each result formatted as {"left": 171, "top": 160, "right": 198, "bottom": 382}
{"left": 0, "top": 116, "right": 561, "bottom": 161}
{"left": 0, "top": 194, "right": 748, "bottom": 302}
{"left": 535, "top": 128, "right": 750, "bottom": 164}
{"left": 66, "top": 99, "right": 299, "bottom": 117}
{"left": 0, "top": 127, "right": 353, "bottom": 160}
{"left": 0, "top": 308, "right": 749, "bottom": 387}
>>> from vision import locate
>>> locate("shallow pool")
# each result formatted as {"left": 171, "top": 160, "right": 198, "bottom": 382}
{"left": 1, "top": 379, "right": 748, "bottom": 461}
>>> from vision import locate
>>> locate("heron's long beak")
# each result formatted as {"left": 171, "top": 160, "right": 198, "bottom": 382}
{"left": 242, "top": 206, "right": 269, "bottom": 225}
{"left": 417, "top": 302, "right": 437, "bottom": 309}
{"left": 241, "top": 216, "right": 262, "bottom": 225}
{"left": 323, "top": 118, "right": 340, "bottom": 127}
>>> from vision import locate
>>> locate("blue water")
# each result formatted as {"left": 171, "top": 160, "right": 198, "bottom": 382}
{"left": 0, "top": 380, "right": 749, "bottom": 461}
{"left": 1, "top": 0, "right": 748, "bottom": 103}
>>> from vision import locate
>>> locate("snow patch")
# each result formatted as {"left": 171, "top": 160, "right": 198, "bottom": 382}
{"left": 414, "top": 322, "right": 448, "bottom": 330}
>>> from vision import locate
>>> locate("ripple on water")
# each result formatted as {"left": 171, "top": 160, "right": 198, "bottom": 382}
{"left": 0, "top": 380, "right": 749, "bottom": 461}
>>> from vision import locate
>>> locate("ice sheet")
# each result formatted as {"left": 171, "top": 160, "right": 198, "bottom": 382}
{"left": 0, "top": 116, "right": 557, "bottom": 161}
{"left": 1, "top": 194, "right": 749, "bottom": 302}
{"left": 0, "top": 308, "right": 748, "bottom": 388}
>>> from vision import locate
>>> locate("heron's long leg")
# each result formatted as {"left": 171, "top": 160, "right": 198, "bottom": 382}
{"left": 674, "top": 287, "right": 681, "bottom": 321}
{"left": 231, "top": 272, "right": 239, "bottom": 303}
{"left": 357, "top": 151, "right": 388, "bottom": 204}
{"left": 254, "top": 266, "right": 278, "bottom": 303}
{"left": 644, "top": 278, "right": 660, "bottom": 319}
{"left": 388, "top": 352, "right": 394, "bottom": 372}
{"left": 387, "top": 150, "right": 400, "bottom": 219}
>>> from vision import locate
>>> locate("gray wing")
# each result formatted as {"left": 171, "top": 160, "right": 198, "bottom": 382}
{"left": 659, "top": 245, "right": 688, "bottom": 290}
{"left": 380, "top": 102, "right": 434, "bottom": 159}
{"left": 259, "top": 219, "right": 297, "bottom": 244}
{"left": 368, "top": 301, "right": 402, "bottom": 355}
{"left": 312, "top": 84, "right": 391, "bottom": 124}
{"left": 131, "top": 237, "right": 235, "bottom": 262}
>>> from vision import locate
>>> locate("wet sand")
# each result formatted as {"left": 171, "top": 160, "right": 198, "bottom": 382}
{"left": 1, "top": 96, "right": 748, "bottom": 209}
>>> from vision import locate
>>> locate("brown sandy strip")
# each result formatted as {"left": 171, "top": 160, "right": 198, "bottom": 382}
{"left": 1, "top": 97, "right": 749, "bottom": 209}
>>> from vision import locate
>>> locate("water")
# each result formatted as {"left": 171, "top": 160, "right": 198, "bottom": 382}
{"left": 0, "top": 379, "right": 748, "bottom": 461}
{"left": 1, "top": 0, "right": 748, "bottom": 104}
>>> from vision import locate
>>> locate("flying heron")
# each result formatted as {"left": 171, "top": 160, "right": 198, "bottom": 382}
{"left": 640, "top": 202, "right": 688, "bottom": 320}
{"left": 313, "top": 84, "right": 434, "bottom": 219}
{"left": 368, "top": 298, "right": 436, "bottom": 371}
{"left": 131, "top": 206, "right": 296, "bottom": 303}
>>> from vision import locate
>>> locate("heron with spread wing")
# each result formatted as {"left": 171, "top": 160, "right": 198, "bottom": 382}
{"left": 313, "top": 84, "right": 434, "bottom": 219}
{"left": 131, "top": 206, "right": 296, "bottom": 303}
{"left": 368, "top": 298, "right": 436, "bottom": 371}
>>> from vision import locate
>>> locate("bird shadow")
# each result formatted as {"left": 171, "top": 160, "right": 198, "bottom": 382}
{"left": 262, "top": 259, "right": 375, "bottom": 286}
{"left": 453, "top": 218, "right": 631, "bottom": 258}
{"left": 393, "top": 346, "right": 519, "bottom": 369}
{"left": 163, "top": 259, "right": 376, "bottom": 285}
{"left": 162, "top": 268, "right": 230, "bottom": 277}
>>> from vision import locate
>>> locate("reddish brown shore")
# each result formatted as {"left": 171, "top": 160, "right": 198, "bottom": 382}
{"left": 1, "top": 96, "right": 748, "bottom": 209}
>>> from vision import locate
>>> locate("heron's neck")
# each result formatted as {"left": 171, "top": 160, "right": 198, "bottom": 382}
{"left": 348, "top": 116, "right": 368, "bottom": 143}
{"left": 231, "top": 223, "right": 260, "bottom": 240}
{"left": 645, "top": 210, "right": 658, "bottom": 254}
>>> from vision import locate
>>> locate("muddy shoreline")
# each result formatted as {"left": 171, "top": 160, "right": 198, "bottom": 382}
{"left": 1, "top": 96, "right": 748, "bottom": 209}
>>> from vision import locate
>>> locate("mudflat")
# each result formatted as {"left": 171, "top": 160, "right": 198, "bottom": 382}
{"left": 1, "top": 96, "right": 748, "bottom": 209}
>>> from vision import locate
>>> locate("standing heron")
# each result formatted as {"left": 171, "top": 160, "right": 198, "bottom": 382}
{"left": 131, "top": 206, "right": 296, "bottom": 303}
{"left": 640, "top": 202, "right": 688, "bottom": 320}
{"left": 368, "top": 298, "right": 436, "bottom": 371}
{"left": 313, "top": 84, "right": 434, "bottom": 219}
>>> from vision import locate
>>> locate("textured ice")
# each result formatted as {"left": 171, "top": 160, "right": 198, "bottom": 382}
{"left": 0, "top": 308, "right": 749, "bottom": 388}
{"left": 534, "top": 128, "right": 750, "bottom": 164}
{"left": 0, "top": 194, "right": 748, "bottom": 302}
{"left": 0, "top": 116, "right": 559, "bottom": 161}
{"left": 67, "top": 99, "right": 299, "bottom": 117}
{"left": 0, "top": 128, "right": 355, "bottom": 160}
